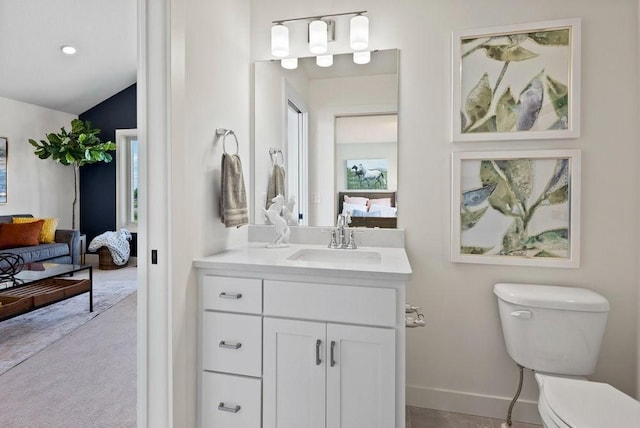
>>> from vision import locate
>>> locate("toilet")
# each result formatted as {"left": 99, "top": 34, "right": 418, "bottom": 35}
{"left": 494, "top": 283, "right": 640, "bottom": 427}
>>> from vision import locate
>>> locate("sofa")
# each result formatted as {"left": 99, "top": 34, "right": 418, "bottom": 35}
{"left": 0, "top": 214, "right": 80, "bottom": 267}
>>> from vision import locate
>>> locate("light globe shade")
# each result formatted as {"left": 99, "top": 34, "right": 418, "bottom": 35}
{"left": 281, "top": 58, "right": 298, "bottom": 70}
{"left": 350, "top": 15, "right": 369, "bottom": 50}
{"left": 353, "top": 51, "right": 370, "bottom": 65}
{"left": 309, "top": 20, "right": 328, "bottom": 54}
{"left": 271, "top": 24, "right": 289, "bottom": 58}
{"left": 316, "top": 54, "right": 333, "bottom": 67}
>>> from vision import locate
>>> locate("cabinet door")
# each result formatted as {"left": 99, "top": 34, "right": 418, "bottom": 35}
{"left": 263, "top": 318, "right": 326, "bottom": 428}
{"left": 326, "top": 324, "right": 395, "bottom": 428}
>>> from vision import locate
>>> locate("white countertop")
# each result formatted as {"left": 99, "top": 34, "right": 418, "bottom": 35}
{"left": 193, "top": 242, "right": 412, "bottom": 281}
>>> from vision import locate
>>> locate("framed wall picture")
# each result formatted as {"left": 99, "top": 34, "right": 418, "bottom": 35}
{"left": 346, "top": 159, "right": 388, "bottom": 190}
{"left": 451, "top": 150, "right": 581, "bottom": 268}
{"left": 452, "top": 18, "right": 581, "bottom": 142}
{"left": 0, "top": 137, "right": 6, "bottom": 204}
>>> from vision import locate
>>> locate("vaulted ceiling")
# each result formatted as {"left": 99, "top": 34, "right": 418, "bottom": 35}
{"left": 0, "top": 0, "right": 137, "bottom": 115}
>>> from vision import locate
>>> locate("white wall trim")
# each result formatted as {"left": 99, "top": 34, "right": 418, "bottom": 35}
{"left": 138, "top": 0, "right": 173, "bottom": 427}
{"left": 406, "top": 384, "right": 542, "bottom": 425}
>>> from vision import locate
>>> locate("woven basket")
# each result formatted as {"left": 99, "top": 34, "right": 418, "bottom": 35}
{"left": 98, "top": 247, "right": 127, "bottom": 270}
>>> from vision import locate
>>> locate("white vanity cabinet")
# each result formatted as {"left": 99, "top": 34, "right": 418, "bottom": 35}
{"left": 200, "top": 276, "right": 263, "bottom": 428}
{"left": 263, "top": 318, "right": 395, "bottom": 428}
{"left": 195, "top": 243, "right": 411, "bottom": 428}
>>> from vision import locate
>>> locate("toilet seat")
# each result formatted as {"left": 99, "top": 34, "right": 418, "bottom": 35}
{"left": 536, "top": 374, "right": 640, "bottom": 427}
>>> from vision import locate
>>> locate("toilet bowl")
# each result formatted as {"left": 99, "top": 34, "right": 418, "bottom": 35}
{"left": 494, "top": 283, "right": 640, "bottom": 427}
{"left": 535, "top": 373, "right": 640, "bottom": 428}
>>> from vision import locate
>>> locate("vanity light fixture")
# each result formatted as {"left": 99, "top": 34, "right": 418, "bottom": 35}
{"left": 271, "top": 10, "right": 368, "bottom": 69}
{"left": 316, "top": 54, "right": 333, "bottom": 67}
{"left": 271, "top": 23, "right": 289, "bottom": 57}
{"left": 309, "top": 20, "right": 328, "bottom": 54}
{"left": 61, "top": 45, "right": 77, "bottom": 55}
{"left": 353, "top": 51, "right": 370, "bottom": 65}
{"left": 350, "top": 14, "right": 369, "bottom": 50}
{"left": 281, "top": 57, "right": 298, "bottom": 70}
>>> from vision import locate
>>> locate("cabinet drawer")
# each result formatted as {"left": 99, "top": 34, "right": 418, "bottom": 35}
{"left": 201, "top": 371, "right": 261, "bottom": 428}
{"left": 264, "top": 280, "right": 396, "bottom": 327}
{"left": 202, "top": 276, "right": 262, "bottom": 314}
{"left": 202, "top": 312, "right": 262, "bottom": 377}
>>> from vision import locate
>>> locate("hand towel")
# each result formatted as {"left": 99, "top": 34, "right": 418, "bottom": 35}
{"left": 266, "top": 164, "right": 286, "bottom": 209}
{"left": 220, "top": 153, "right": 248, "bottom": 228}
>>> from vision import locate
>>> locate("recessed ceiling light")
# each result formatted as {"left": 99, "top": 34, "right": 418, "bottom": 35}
{"left": 61, "top": 45, "right": 77, "bottom": 55}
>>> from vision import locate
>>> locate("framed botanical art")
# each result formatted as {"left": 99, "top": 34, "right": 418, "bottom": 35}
{"left": 451, "top": 150, "right": 581, "bottom": 268}
{"left": 0, "top": 137, "right": 6, "bottom": 204}
{"left": 452, "top": 18, "right": 581, "bottom": 142}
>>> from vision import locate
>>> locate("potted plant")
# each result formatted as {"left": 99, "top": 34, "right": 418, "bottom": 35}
{"left": 29, "top": 119, "right": 116, "bottom": 229}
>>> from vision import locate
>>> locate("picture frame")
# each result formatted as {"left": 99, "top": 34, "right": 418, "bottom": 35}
{"left": 346, "top": 159, "right": 388, "bottom": 190}
{"left": 451, "top": 150, "right": 581, "bottom": 268}
{"left": 0, "top": 137, "right": 6, "bottom": 204}
{"left": 451, "top": 18, "right": 581, "bottom": 142}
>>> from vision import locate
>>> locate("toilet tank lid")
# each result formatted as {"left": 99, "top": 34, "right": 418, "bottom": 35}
{"left": 494, "top": 283, "right": 610, "bottom": 312}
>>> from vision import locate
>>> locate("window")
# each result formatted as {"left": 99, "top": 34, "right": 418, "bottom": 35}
{"left": 116, "top": 129, "right": 139, "bottom": 232}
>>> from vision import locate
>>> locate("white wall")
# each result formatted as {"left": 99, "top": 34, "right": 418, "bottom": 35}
{"left": 0, "top": 97, "right": 76, "bottom": 227}
{"left": 169, "top": 0, "right": 251, "bottom": 426}
{"left": 251, "top": 0, "right": 639, "bottom": 423}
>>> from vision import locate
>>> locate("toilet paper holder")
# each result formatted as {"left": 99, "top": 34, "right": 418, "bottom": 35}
{"left": 405, "top": 304, "right": 426, "bottom": 328}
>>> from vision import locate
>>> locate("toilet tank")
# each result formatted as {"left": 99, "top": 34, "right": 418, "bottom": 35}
{"left": 494, "top": 283, "right": 610, "bottom": 376}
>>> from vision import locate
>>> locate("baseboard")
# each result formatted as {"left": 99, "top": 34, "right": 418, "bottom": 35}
{"left": 406, "top": 384, "right": 542, "bottom": 425}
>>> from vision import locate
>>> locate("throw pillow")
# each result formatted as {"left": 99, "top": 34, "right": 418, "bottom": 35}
{"left": 12, "top": 217, "right": 59, "bottom": 244}
{"left": 344, "top": 195, "right": 369, "bottom": 206}
{"left": 0, "top": 220, "right": 45, "bottom": 249}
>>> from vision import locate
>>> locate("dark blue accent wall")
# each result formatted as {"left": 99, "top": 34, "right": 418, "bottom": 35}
{"left": 79, "top": 83, "right": 137, "bottom": 256}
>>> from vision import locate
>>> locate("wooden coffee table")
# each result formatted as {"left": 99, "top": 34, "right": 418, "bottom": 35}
{"left": 0, "top": 263, "right": 93, "bottom": 321}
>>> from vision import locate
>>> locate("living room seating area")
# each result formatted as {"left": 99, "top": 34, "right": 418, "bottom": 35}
{"left": 0, "top": 214, "right": 80, "bottom": 267}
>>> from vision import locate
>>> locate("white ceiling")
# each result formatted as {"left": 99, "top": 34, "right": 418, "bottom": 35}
{"left": 0, "top": 0, "right": 137, "bottom": 115}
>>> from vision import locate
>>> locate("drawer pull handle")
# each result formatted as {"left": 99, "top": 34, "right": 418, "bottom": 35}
{"left": 219, "top": 292, "right": 242, "bottom": 299}
{"left": 316, "top": 339, "right": 322, "bottom": 365}
{"left": 219, "top": 341, "right": 242, "bottom": 350}
{"left": 330, "top": 340, "right": 336, "bottom": 367}
{"left": 218, "top": 402, "right": 241, "bottom": 413}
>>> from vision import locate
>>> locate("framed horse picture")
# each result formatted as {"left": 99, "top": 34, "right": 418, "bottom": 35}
{"left": 346, "top": 159, "right": 388, "bottom": 190}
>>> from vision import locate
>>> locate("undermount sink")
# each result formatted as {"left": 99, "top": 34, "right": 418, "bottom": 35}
{"left": 287, "top": 248, "right": 382, "bottom": 265}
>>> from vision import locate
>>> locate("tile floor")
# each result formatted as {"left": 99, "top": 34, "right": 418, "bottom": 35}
{"left": 406, "top": 406, "right": 542, "bottom": 428}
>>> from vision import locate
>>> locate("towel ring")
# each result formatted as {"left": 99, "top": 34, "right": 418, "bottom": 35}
{"left": 217, "top": 129, "right": 239, "bottom": 155}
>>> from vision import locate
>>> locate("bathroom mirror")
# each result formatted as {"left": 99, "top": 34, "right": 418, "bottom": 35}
{"left": 252, "top": 49, "right": 399, "bottom": 227}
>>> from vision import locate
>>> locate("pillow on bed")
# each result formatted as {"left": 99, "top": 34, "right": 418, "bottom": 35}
{"left": 342, "top": 203, "right": 368, "bottom": 215}
{"left": 352, "top": 209, "right": 381, "bottom": 217}
{"left": 367, "top": 198, "right": 392, "bottom": 208}
{"left": 369, "top": 204, "right": 397, "bottom": 217}
{"left": 344, "top": 195, "right": 369, "bottom": 206}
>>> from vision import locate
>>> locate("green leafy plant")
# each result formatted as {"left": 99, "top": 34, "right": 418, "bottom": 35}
{"left": 29, "top": 119, "right": 116, "bottom": 228}
{"left": 461, "top": 28, "right": 570, "bottom": 134}
{"left": 461, "top": 158, "right": 570, "bottom": 257}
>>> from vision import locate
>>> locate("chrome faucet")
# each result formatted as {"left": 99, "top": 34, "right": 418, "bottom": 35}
{"left": 329, "top": 213, "right": 357, "bottom": 249}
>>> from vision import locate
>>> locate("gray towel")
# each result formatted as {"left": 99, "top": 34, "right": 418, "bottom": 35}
{"left": 220, "top": 153, "right": 248, "bottom": 228}
{"left": 266, "top": 164, "right": 286, "bottom": 209}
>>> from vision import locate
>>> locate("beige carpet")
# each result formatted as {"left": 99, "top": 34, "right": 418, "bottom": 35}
{"left": 0, "top": 264, "right": 137, "bottom": 374}
{"left": 0, "top": 265, "right": 137, "bottom": 428}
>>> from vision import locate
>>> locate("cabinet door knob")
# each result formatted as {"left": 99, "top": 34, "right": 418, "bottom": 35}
{"left": 219, "top": 292, "right": 243, "bottom": 299}
{"left": 316, "top": 339, "right": 322, "bottom": 365}
{"left": 330, "top": 340, "right": 336, "bottom": 367}
{"left": 218, "top": 402, "right": 241, "bottom": 413}
{"left": 219, "top": 340, "right": 242, "bottom": 350}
